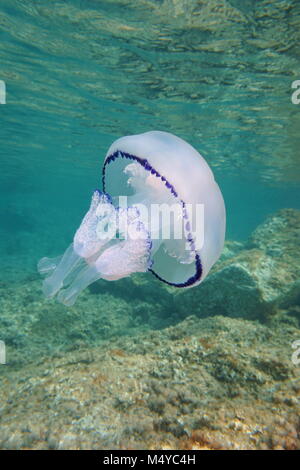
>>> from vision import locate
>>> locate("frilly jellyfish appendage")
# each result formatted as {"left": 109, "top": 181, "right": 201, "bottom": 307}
{"left": 38, "top": 131, "right": 226, "bottom": 305}
{"left": 38, "top": 191, "right": 151, "bottom": 306}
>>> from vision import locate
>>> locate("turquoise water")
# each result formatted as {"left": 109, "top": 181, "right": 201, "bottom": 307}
{"left": 1, "top": 0, "right": 300, "bottom": 277}
{"left": 0, "top": 0, "right": 300, "bottom": 450}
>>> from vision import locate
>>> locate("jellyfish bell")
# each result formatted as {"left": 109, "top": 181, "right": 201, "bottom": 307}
{"left": 38, "top": 131, "right": 226, "bottom": 306}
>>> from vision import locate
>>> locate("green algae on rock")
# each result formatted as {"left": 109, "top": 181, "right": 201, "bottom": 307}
{"left": 176, "top": 209, "right": 300, "bottom": 321}
{"left": 0, "top": 315, "right": 299, "bottom": 450}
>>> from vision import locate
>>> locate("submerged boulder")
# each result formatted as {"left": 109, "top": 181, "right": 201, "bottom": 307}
{"left": 176, "top": 209, "right": 300, "bottom": 321}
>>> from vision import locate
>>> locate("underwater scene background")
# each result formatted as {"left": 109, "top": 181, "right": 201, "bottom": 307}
{"left": 0, "top": 0, "right": 300, "bottom": 450}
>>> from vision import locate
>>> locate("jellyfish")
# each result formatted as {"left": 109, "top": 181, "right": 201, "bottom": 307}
{"left": 38, "top": 131, "right": 226, "bottom": 306}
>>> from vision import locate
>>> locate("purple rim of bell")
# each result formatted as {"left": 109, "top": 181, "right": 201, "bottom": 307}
{"left": 102, "top": 150, "right": 203, "bottom": 287}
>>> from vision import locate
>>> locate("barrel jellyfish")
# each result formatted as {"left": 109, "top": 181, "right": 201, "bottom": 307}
{"left": 38, "top": 131, "right": 226, "bottom": 306}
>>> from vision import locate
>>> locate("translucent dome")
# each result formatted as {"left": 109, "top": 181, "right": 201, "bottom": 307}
{"left": 38, "top": 131, "right": 226, "bottom": 305}
{"left": 103, "top": 131, "right": 226, "bottom": 287}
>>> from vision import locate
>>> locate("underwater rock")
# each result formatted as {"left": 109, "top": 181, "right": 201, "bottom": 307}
{"left": 278, "top": 280, "right": 300, "bottom": 310}
{"left": 177, "top": 209, "right": 300, "bottom": 320}
{"left": 247, "top": 209, "right": 300, "bottom": 255}
{"left": 0, "top": 315, "right": 299, "bottom": 450}
{"left": 1, "top": 209, "right": 299, "bottom": 369}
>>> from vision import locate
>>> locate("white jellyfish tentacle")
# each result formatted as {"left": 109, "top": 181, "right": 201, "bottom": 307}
{"left": 73, "top": 190, "right": 116, "bottom": 258}
{"left": 56, "top": 264, "right": 101, "bottom": 306}
{"left": 39, "top": 190, "right": 152, "bottom": 306}
{"left": 37, "top": 255, "right": 63, "bottom": 276}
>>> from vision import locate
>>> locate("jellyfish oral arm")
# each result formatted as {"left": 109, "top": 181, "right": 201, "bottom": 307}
{"left": 38, "top": 191, "right": 151, "bottom": 306}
